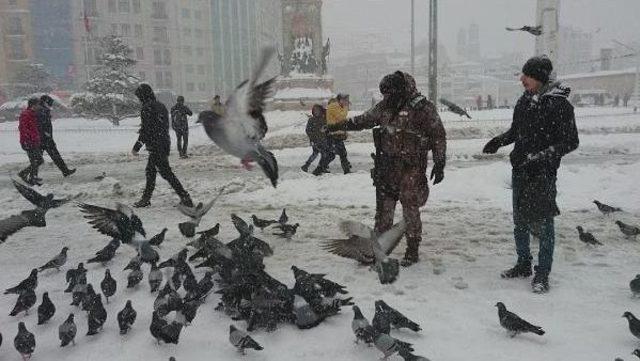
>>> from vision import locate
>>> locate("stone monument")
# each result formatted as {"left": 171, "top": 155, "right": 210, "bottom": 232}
{"left": 271, "top": 0, "right": 335, "bottom": 111}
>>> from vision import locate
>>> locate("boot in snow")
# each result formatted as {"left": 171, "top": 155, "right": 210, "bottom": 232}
{"left": 531, "top": 266, "right": 550, "bottom": 293}
{"left": 401, "top": 238, "right": 420, "bottom": 267}
{"left": 501, "top": 257, "right": 532, "bottom": 279}
{"left": 133, "top": 198, "right": 151, "bottom": 208}
{"left": 63, "top": 168, "right": 77, "bottom": 177}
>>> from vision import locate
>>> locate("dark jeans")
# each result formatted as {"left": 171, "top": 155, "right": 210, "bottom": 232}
{"left": 175, "top": 130, "right": 188, "bottom": 157}
{"left": 325, "top": 138, "right": 351, "bottom": 173}
{"left": 142, "top": 153, "right": 190, "bottom": 201}
{"left": 19, "top": 146, "right": 43, "bottom": 182}
{"left": 42, "top": 137, "right": 71, "bottom": 174}
{"left": 512, "top": 173, "right": 556, "bottom": 274}
{"left": 303, "top": 144, "right": 320, "bottom": 168}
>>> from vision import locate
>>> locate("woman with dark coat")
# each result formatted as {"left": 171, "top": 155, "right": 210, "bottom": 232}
{"left": 483, "top": 56, "right": 579, "bottom": 294}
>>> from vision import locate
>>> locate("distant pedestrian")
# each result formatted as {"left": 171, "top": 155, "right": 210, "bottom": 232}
{"left": 170, "top": 96, "right": 192, "bottom": 159}
{"left": 131, "top": 84, "right": 194, "bottom": 208}
{"left": 301, "top": 104, "right": 331, "bottom": 174}
{"left": 476, "top": 95, "right": 483, "bottom": 110}
{"left": 18, "top": 98, "right": 44, "bottom": 186}
{"left": 623, "top": 93, "right": 630, "bottom": 107}
{"left": 325, "top": 94, "right": 352, "bottom": 174}
{"left": 211, "top": 95, "right": 225, "bottom": 116}
{"left": 37, "top": 95, "right": 76, "bottom": 177}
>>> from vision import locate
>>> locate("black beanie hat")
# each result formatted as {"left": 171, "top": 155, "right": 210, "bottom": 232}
{"left": 522, "top": 56, "right": 553, "bottom": 83}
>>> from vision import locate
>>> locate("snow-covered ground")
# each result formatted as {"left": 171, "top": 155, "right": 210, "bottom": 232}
{"left": 0, "top": 108, "right": 639, "bottom": 361}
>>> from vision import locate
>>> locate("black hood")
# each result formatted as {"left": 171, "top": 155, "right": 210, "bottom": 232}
{"left": 135, "top": 84, "right": 156, "bottom": 103}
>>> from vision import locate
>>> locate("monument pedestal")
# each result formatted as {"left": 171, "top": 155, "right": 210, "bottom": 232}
{"left": 270, "top": 75, "right": 334, "bottom": 111}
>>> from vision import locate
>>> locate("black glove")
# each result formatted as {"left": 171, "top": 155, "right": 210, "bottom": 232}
{"left": 430, "top": 163, "right": 445, "bottom": 185}
{"left": 482, "top": 137, "right": 501, "bottom": 154}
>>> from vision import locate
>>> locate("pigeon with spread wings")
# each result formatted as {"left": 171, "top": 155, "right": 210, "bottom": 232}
{"left": 77, "top": 202, "right": 146, "bottom": 244}
{"left": 198, "top": 47, "right": 278, "bottom": 187}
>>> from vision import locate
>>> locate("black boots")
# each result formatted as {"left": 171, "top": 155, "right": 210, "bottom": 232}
{"left": 401, "top": 238, "right": 420, "bottom": 267}
{"left": 63, "top": 168, "right": 77, "bottom": 177}
{"left": 531, "top": 266, "right": 550, "bottom": 293}
{"left": 133, "top": 198, "right": 151, "bottom": 208}
{"left": 501, "top": 257, "right": 533, "bottom": 279}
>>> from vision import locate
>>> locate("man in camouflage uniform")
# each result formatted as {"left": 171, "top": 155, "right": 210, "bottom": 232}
{"left": 329, "top": 71, "right": 447, "bottom": 265}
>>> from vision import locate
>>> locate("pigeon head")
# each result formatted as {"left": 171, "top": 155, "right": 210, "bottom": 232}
{"left": 576, "top": 226, "right": 583, "bottom": 233}
{"left": 126, "top": 300, "right": 132, "bottom": 308}
{"left": 623, "top": 311, "right": 636, "bottom": 320}
{"left": 353, "top": 305, "right": 365, "bottom": 319}
{"left": 105, "top": 269, "right": 111, "bottom": 276}
{"left": 61, "top": 246, "right": 69, "bottom": 253}
{"left": 495, "top": 302, "right": 506, "bottom": 311}
{"left": 616, "top": 221, "right": 623, "bottom": 226}
{"left": 131, "top": 215, "right": 146, "bottom": 238}
{"left": 67, "top": 313, "right": 74, "bottom": 321}
{"left": 78, "top": 263, "right": 85, "bottom": 270}
{"left": 229, "top": 325, "right": 238, "bottom": 333}
{"left": 633, "top": 350, "right": 640, "bottom": 358}
{"left": 18, "top": 322, "right": 27, "bottom": 332}
{"left": 86, "top": 284, "right": 95, "bottom": 293}
{"left": 593, "top": 200, "right": 600, "bottom": 205}
{"left": 30, "top": 268, "right": 38, "bottom": 277}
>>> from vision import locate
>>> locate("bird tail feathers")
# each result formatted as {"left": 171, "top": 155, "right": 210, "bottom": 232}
{"left": 250, "top": 145, "right": 278, "bottom": 187}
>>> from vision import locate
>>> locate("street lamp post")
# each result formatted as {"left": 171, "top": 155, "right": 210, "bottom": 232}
{"left": 428, "top": 0, "right": 438, "bottom": 101}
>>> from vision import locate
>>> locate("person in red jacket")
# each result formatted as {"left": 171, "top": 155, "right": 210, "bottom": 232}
{"left": 18, "top": 98, "right": 44, "bottom": 185}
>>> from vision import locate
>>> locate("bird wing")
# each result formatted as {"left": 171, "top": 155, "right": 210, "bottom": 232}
{"left": 248, "top": 77, "right": 277, "bottom": 117}
{"left": 375, "top": 219, "right": 407, "bottom": 255}
{"left": 321, "top": 236, "right": 375, "bottom": 264}
{"left": 231, "top": 214, "right": 253, "bottom": 237}
{"left": 438, "top": 98, "right": 454, "bottom": 108}
{"left": 0, "top": 212, "right": 33, "bottom": 243}
{"left": 339, "top": 220, "right": 374, "bottom": 239}
{"left": 12, "top": 179, "right": 46, "bottom": 208}
{"left": 77, "top": 203, "right": 124, "bottom": 239}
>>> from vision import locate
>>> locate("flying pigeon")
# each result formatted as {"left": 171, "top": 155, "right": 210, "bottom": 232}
{"left": 251, "top": 215, "right": 277, "bottom": 231}
{"left": 77, "top": 202, "right": 146, "bottom": 244}
{"left": 231, "top": 214, "right": 254, "bottom": 237}
{"left": 10, "top": 289, "right": 37, "bottom": 316}
{"left": 198, "top": 47, "right": 279, "bottom": 187}
{"left": 373, "top": 331, "right": 414, "bottom": 359}
{"left": 576, "top": 226, "right": 602, "bottom": 246}
{"left": 505, "top": 25, "right": 543, "bottom": 36}
{"left": 352, "top": 305, "right": 375, "bottom": 344}
{"left": 177, "top": 188, "right": 224, "bottom": 237}
{"left": 229, "top": 325, "right": 263, "bottom": 354}
{"left": 100, "top": 269, "right": 117, "bottom": 303}
{"left": 439, "top": 98, "right": 471, "bottom": 119}
{"left": 593, "top": 200, "right": 622, "bottom": 214}
{"left": 616, "top": 221, "right": 640, "bottom": 239}
{"left": 375, "top": 300, "right": 421, "bottom": 332}
{"left": 149, "top": 228, "right": 168, "bottom": 247}
{"left": 117, "top": 300, "right": 137, "bottom": 335}
{"left": 322, "top": 219, "right": 407, "bottom": 284}
{"left": 86, "top": 294, "right": 107, "bottom": 336}
{"left": 38, "top": 247, "right": 69, "bottom": 272}
{"left": 5, "top": 269, "right": 38, "bottom": 295}
{"left": 631, "top": 275, "right": 640, "bottom": 297}
{"left": 623, "top": 311, "right": 640, "bottom": 340}
{"left": 59, "top": 313, "right": 77, "bottom": 347}
{"left": 148, "top": 262, "right": 163, "bottom": 293}
{"left": 14, "top": 322, "right": 35, "bottom": 360}
{"left": 37, "top": 292, "right": 56, "bottom": 324}
{"left": 496, "top": 302, "right": 545, "bottom": 337}
{"left": 0, "top": 180, "right": 69, "bottom": 244}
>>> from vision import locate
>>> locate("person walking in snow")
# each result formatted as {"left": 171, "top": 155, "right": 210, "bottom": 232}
{"left": 482, "top": 56, "right": 579, "bottom": 293}
{"left": 131, "top": 84, "right": 194, "bottom": 208}
{"left": 328, "top": 71, "right": 447, "bottom": 266}
{"left": 170, "top": 96, "right": 192, "bottom": 159}
{"left": 18, "top": 98, "right": 44, "bottom": 186}
{"left": 301, "top": 104, "right": 331, "bottom": 174}
{"left": 37, "top": 95, "right": 76, "bottom": 177}
{"left": 325, "top": 94, "right": 352, "bottom": 174}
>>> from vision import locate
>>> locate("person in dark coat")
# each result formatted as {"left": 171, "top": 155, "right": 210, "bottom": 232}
{"left": 170, "top": 96, "right": 192, "bottom": 159}
{"left": 18, "top": 98, "right": 44, "bottom": 186}
{"left": 483, "top": 56, "right": 579, "bottom": 293}
{"left": 38, "top": 95, "right": 76, "bottom": 177}
{"left": 131, "top": 84, "right": 194, "bottom": 208}
{"left": 301, "top": 104, "right": 329, "bottom": 173}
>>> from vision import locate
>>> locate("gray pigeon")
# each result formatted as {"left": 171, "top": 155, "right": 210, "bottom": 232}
{"left": 5, "top": 269, "right": 38, "bottom": 295}
{"left": 229, "top": 325, "right": 263, "bottom": 354}
{"left": 630, "top": 275, "right": 640, "bottom": 297}
{"left": 177, "top": 188, "right": 225, "bottom": 237}
{"left": 399, "top": 348, "right": 431, "bottom": 361}
{"left": 505, "top": 25, "right": 543, "bottom": 36}
{"left": 352, "top": 305, "right": 375, "bottom": 344}
{"left": 375, "top": 300, "right": 421, "bottom": 332}
{"left": 322, "top": 219, "right": 407, "bottom": 284}
{"left": 100, "top": 269, "right": 117, "bottom": 303}
{"left": 149, "top": 228, "right": 168, "bottom": 247}
{"left": 439, "top": 98, "right": 471, "bottom": 119}
{"left": 623, "top": 312, "right": 640, "bottom": 340}
{"left": 148, "top": 262, "right": 163, "bottom": 293}
{"left": 576, "top": 226, "right": 602, "bottom": 245}
{"left": 38, "top": 247, "right": 69, "bottom": 272}
{"left": 10, "top": 288, "right": 37, "bottom": 316}
{"left": 593, "top": 200, "right": 622, "bottom": 214}
{"left": 496, "top": 302, "right": 545, "bottom": 337}
{"left": 198, "top": 47, "right": 279, "bottom": 187}
{"left": 117, "top": 300, "right": 137, "bottom": 335}
{"left": 127, "top": 263, "right": 144, "bottom": 288}
{"left": 78, "top": 202, "right": 146, "bottom": 244}
{"left": 373, "top": 331, "right": 414, "bottom": 359}
{"left": 616, "top": 221, "right": 640, "bottom": 239}
{"left": 59, "top": 313, "right": 77, "bottom": 347}
{"left": 14, "top": 322, "right": 35, "bottom": 360}
{"left": 37, "top": 292, "right": 56, "bottom": 324}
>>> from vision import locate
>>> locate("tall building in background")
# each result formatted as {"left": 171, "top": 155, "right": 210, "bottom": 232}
{"left": 556, "top": 26, "right": 593, "bottom": 75}
{"left": 0, "top": 0, "right": 34, "bottom": 96}
{"left": 467, "top": 23, "right": 480, "bottom": 61}
{"left": 456, "top": 28, "right": 467, "bottom": 61}
{"left": 210, "top": 0, "right": 281, "bottom": 97}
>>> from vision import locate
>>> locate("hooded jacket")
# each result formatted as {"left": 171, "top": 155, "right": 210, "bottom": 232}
{"left": 133, "top": 84, "right": 171, "bottom": 155}
{"left": 19, "top": 107, "right": 41, "bottom": 149}
{"left": 37, "top": 105, "right": 53, "bottom": 142}
{"left": 305, "top": 104, "right": 327, "bottom": 144}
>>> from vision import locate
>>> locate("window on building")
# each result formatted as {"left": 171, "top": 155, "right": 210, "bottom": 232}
{"left": 151, "top": 1, "right": 167, "bottom": 19}
{"left": 7, "top": 17, "right": 23, "bottom": 35}
{"left": 195, "top": 29, "right": 203, "bottom": 39}
{"left": 152, "top": 27, "right": 168, "bottom": 42}
{"left": 155, "top": 72, "right": 164, "bottom": 87}
{"left": 163, "top": 49, "right": 171, "bottom": 65}
{"left": 8, "top": 38, "right": 26, "bottom": 60}
{"left": 134, "top": 24, "right": 143, "bottom": 37}
{"left": 185, "top": 65, "right": 194, "bottom": 74}
{"left": 197, "top": 65, "right": 205, "bottom": 75}
{"left": 108, "top": 0, "right": 116, "bottom": 13}
{"left": 153, "top": 49, "right": 162, "bottom": 65}
{"left": 164, "top": 72, "right": 173, "bottom": 88}
{"left": 132, "top": 0, "right": 141, "bottom": 13}
{"left": 83, "top": 0, "right": 98, "bottom": 17}
{"left": 198, "top": 83, "right": 206, "bottom": 91}
{"left": 121, "top": 24, "right": 131, "bottom": 37}
{"left": 111, "top": 24, "right": 118, "bottom": 35}
{"left": 139, "top": 71, "right": 146, "bottom": 81}
{"left": 136, "top": 47, "right": 144, "bottom": 60}
{"left": 186, "top": 83, "right": 195, "bottom": 92}
{"left": 118, "top": 0, "right": 130, "bottom": 13}
{"left": 196, "top": 48, "right": 204, "bottom": 56}
{"left": 182, "top": 8, "right": 190, "bottom": 18}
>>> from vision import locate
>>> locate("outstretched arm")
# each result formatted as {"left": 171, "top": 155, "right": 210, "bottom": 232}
{"left": 332, "top": 102, "right": 387, "bottom": 132}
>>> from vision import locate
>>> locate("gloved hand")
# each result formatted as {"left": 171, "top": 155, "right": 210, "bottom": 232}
{"left": 482, "top": 137, "right": 502, "bottom": 154}
{"left": 430, "top": 163, "right": 445, "bottom": 185}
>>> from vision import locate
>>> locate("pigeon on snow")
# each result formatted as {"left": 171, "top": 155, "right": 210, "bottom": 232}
{"left": 375, "top": 300, "right": 421, "bottom": 332}
{"left": 59, "top": 313, "right": 77, "bottom": 347}
{"left": 86, "top": 294, "right": 107, "bottom": 336}
{"left": 198, "top": 47, "right": 279, "bottom": 187}
{"left": 10, "top": 288, "right": 37, "bottom": 316}
{"left": 117, "top": 300, "right": 137, "bottom": 335}
{"left": 251, "top": 215, "right": 277, "bottom": 231}
{"left": 576, "top": 226, "right": 602, "bottom": 246}
{"left": 77, "top": 202, "right": 146, "bottom": 244}
{"left": 352, "top": 305, "right": 375, "bottom": 344}
{"left": 229, "top": 325, "right": 263, "bottom": 354}
{"left": 14, "top": 322, "right": 35, "bottom": 360}
{"left": 37, "top": 292, "right": 56, "bottom": 324}
{"left": 5, "top": 269, "right": 38, "bottom": 295}
{"left": 148, "top": 262, "right": 163, "bottom": 293}
{"left": 177, "top": 188, "right": 225, "bottom": 237}
{"left": 593, "top": 200, "right": 622, "bottom": 214}
{"left": 616, "top": 220, "right": 640, "bottom": 239}
{"left": 100, "top": 269, "right": 117, "bottom": 303}
{"left": 149, "top": 228, "right": 168, "bottom": 247}
{"left": 38, "top": 246, "right": 69, "bottom": 272}
{"left": 496, "top": 302, "right": 545, "bottom": 337}
{"left": 623, "top": 311, "right": 640, "bottom": 340}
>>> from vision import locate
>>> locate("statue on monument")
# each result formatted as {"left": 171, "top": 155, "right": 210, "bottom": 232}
{"left": 320, "top": 38, "right": 330, "bottom": 75}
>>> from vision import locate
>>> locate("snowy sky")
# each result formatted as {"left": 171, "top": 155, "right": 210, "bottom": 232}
{"left": 323, "top": 0, "right": 640, "bottom": 59}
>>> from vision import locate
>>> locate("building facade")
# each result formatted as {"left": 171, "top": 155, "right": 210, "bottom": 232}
{"left": 0, "top": 0, "right": 34, "bottom": 97}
